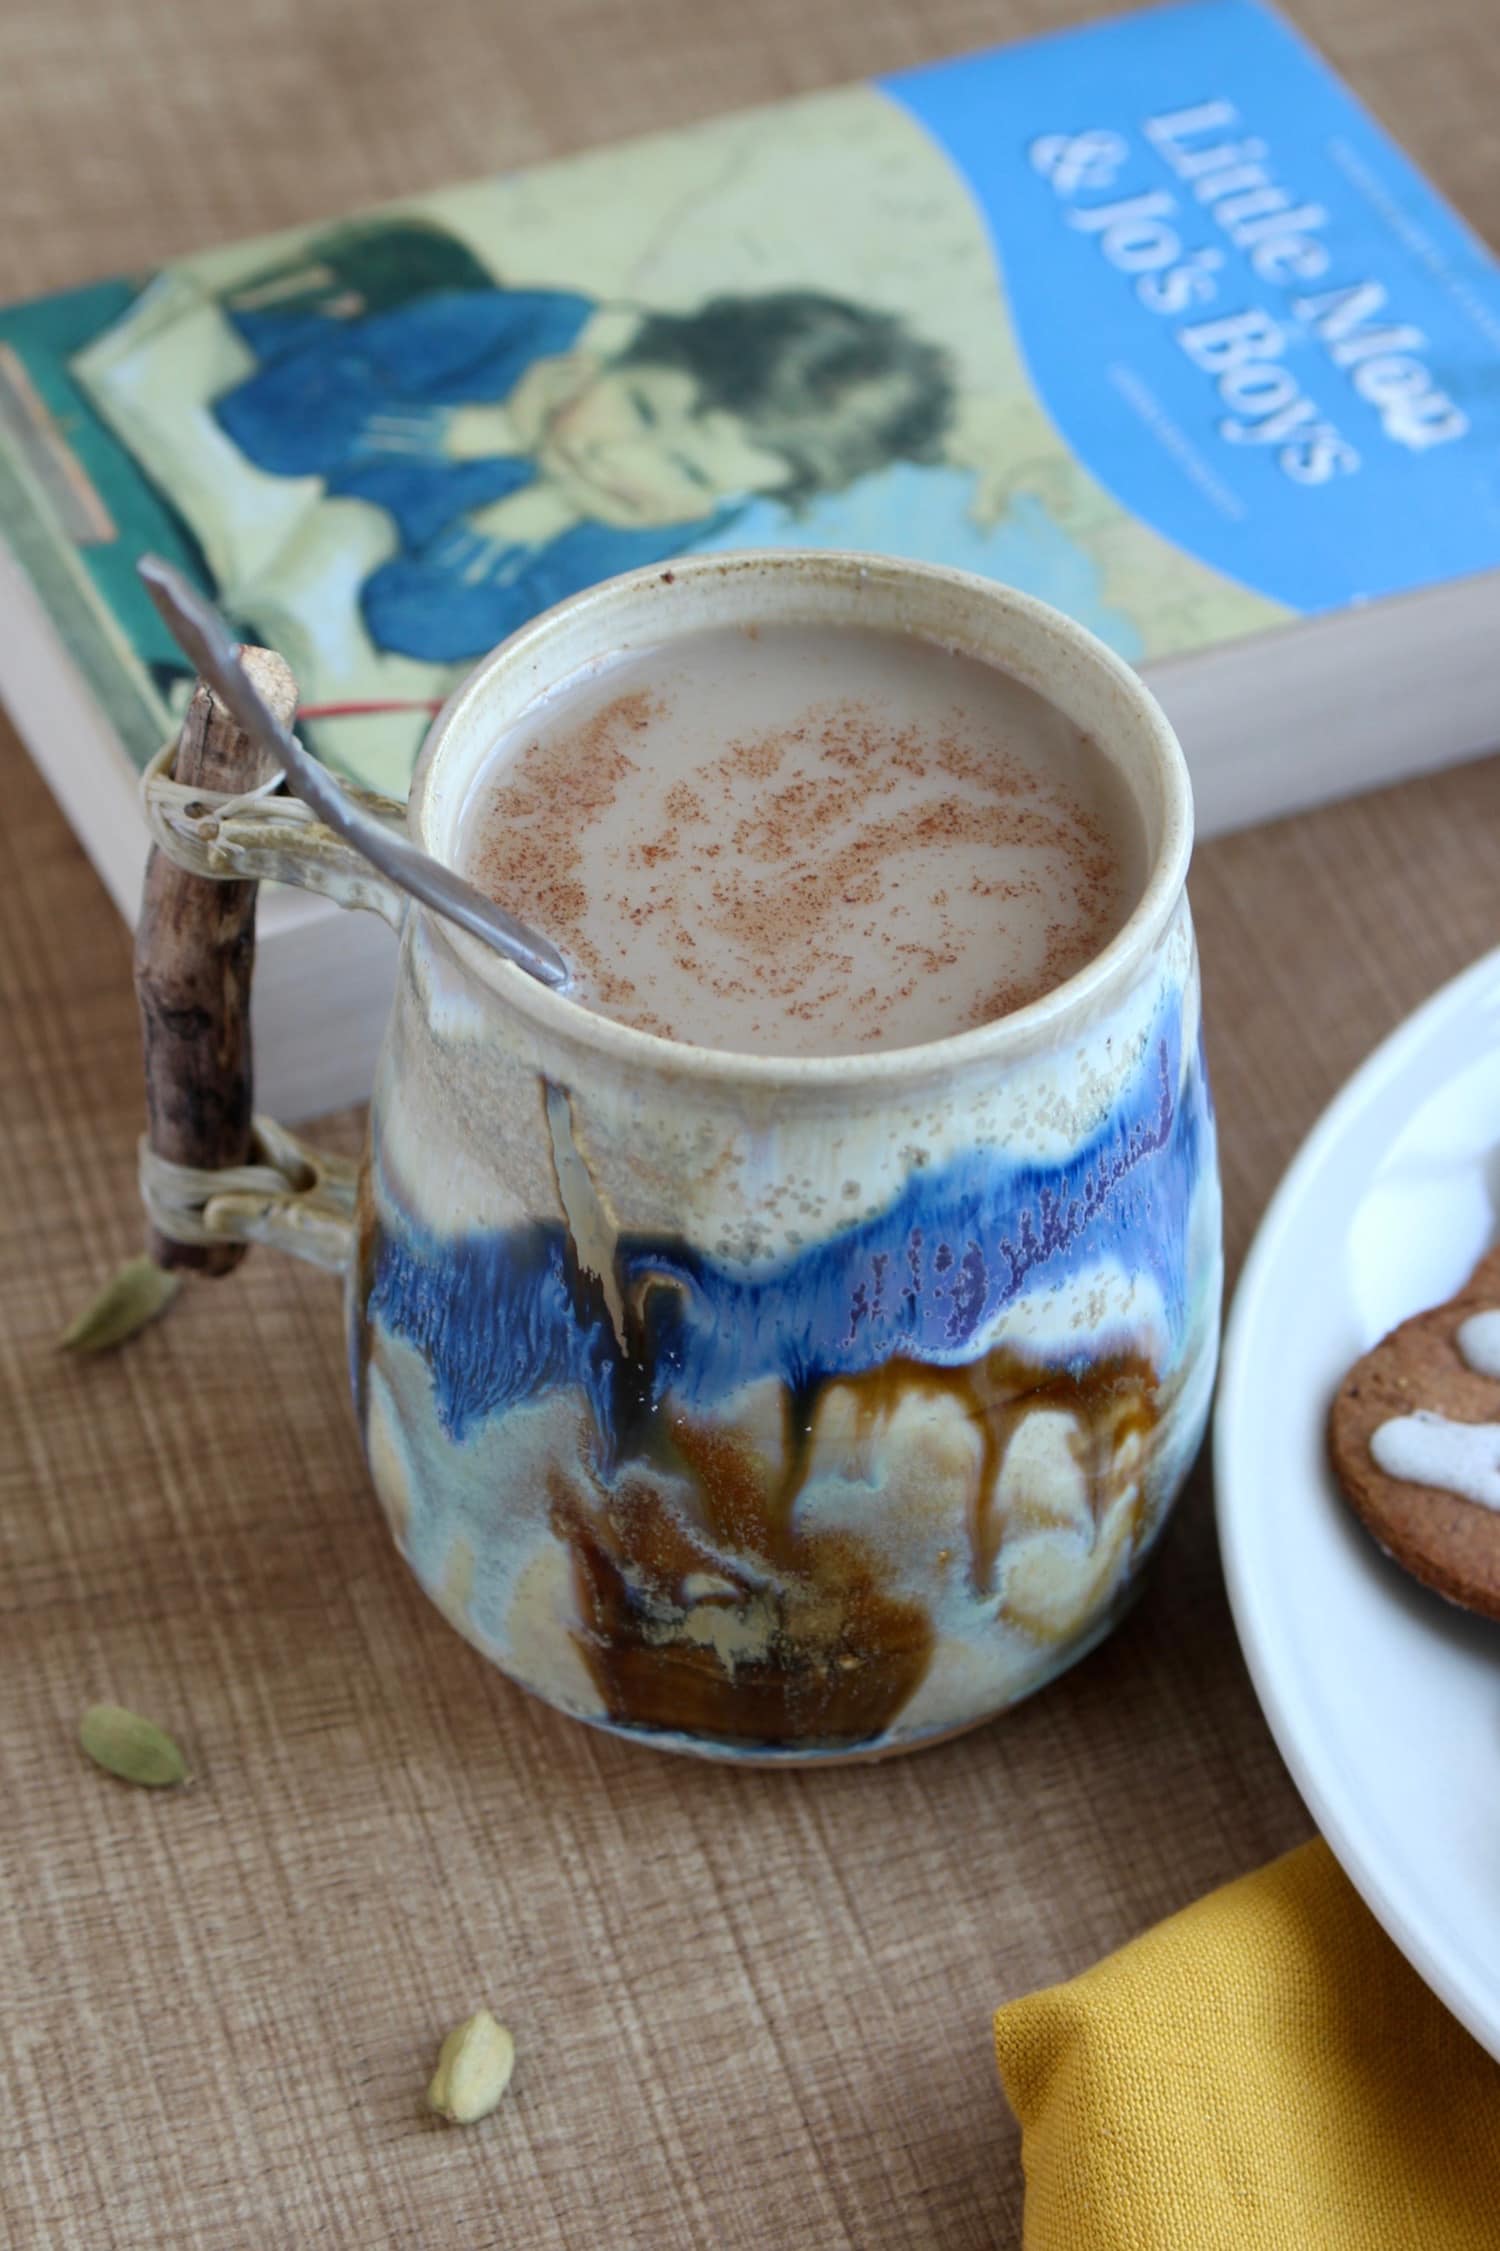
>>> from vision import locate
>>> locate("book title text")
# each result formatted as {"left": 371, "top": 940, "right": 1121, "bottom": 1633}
{"left": 1030, "top": 100, "right": 1469, "bottom": 483}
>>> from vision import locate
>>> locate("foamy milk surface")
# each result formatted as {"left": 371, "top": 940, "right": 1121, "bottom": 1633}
{"left": 460, "top": 623, "right": 1143, "bottom": 1056}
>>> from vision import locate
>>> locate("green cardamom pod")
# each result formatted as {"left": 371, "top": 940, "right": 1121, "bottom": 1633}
{"left": 79, "top": 1703, "right": 189, "bottom": 1788}
{"left": 59, "top": 1257, "right": 181, "bottom": 1353}
{"left": 427, "top": 2010, "right": 515, "bottom": 2124}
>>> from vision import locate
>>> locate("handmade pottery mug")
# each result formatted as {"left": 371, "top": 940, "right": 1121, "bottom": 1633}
{"left": 140, "top": 551, "right": 1222, "bottom": 1763}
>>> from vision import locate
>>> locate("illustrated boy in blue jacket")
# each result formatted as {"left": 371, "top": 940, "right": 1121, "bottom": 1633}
{"left": 214, "top": 220, "right": 956, "bottom": 663}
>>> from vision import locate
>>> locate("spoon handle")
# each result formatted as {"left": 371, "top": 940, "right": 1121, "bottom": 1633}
{"left": 137, "top": 556, "right": 572, "bottom": 993}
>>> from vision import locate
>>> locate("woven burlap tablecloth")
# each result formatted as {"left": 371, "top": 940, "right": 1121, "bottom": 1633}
{"left": 4, "top": 1, "right": 1500, "bottom": 2242}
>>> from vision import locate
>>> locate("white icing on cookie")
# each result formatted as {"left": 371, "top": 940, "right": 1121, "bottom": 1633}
{"left": 1371, "top": 1412, "right": 1500, "bottom": 1510}
{"left": 1456, "top": 1308, "right": 1500, "bottom": 1378}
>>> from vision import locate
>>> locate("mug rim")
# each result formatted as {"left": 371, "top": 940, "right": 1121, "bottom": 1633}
{"left": 406, "top": 548, "right": 1194, "bottom": 1087}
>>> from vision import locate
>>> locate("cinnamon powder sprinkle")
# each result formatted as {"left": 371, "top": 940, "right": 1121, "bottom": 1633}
{"left": 462, "top": 651, "right": 1133, "bottom": 1056}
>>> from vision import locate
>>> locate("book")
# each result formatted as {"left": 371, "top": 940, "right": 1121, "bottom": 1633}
{"left": 4, "top": 0, "right": 1499, "bottom": 1118}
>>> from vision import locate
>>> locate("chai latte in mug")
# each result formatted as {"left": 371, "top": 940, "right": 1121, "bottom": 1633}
{"left": 459, "top": 621, "right": 1145, "bottom": 1056}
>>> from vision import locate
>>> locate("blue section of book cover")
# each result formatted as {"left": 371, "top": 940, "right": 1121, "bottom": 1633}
{"left": 885, "top": 0, "right": 1500, "bottom": 611}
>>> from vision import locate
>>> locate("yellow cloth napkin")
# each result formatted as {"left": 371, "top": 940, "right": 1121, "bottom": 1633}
{"left": 994, "top": 1840, "right": 1500, "bottom": 2249}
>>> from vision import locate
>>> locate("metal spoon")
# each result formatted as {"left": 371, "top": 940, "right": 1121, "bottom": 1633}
{"left": 138, "top": 555, "right": 572, "bottom": 992}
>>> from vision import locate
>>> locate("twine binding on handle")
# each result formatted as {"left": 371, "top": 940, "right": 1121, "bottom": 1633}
{"left": 138, "top": 1117, "right": 359, "bottom": 1275}
{"left": 140, "top": 741, "right": 409, "bottom": 926}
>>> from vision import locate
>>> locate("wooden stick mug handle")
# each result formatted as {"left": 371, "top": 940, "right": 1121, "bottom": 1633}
{"left": 133, "top": 650, "right": 296, "bottom": 1275}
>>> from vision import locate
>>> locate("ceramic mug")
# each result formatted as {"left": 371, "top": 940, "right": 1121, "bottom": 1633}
{"left": 142, "top": 551, "right": 1222, "bottom": 1763}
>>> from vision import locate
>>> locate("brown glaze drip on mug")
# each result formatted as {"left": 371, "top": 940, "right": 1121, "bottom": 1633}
{"left": 547, "top": 1422, "right": 934, "bottom": 1748}
{"left": 547, "top": 1343, "right": 1159, "bottom": 1749}
{"left": 958, "top": 1350, "right": 1157, "bottom": 1598}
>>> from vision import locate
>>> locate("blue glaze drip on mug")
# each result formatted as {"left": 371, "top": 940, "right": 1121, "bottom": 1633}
{"left": 366, "top": 994, "right": 1211, "bottom": 1457}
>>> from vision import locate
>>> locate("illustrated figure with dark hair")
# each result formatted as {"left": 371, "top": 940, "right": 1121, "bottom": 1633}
{"left": 212, "top": 221, "right": 957, "bottom": 664}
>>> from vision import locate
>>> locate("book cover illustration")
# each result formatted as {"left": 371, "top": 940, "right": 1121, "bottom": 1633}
{"left": 3, "top": 0, "right": 1497, "bottom": 798}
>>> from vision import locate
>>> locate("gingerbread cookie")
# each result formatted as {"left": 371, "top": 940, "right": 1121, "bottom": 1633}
{"left": 1328, "top": 1245, "right": 1500, "bottom": 1621}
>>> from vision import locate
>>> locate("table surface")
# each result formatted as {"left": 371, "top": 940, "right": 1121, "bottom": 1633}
{"left": 5, "top": 0, "right": 1500, "bottom": 2243}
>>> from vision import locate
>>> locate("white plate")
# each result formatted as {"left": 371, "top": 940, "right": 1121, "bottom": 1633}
{"left": 1217, "top": 944, "right": 1500, "bottom": 2059}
